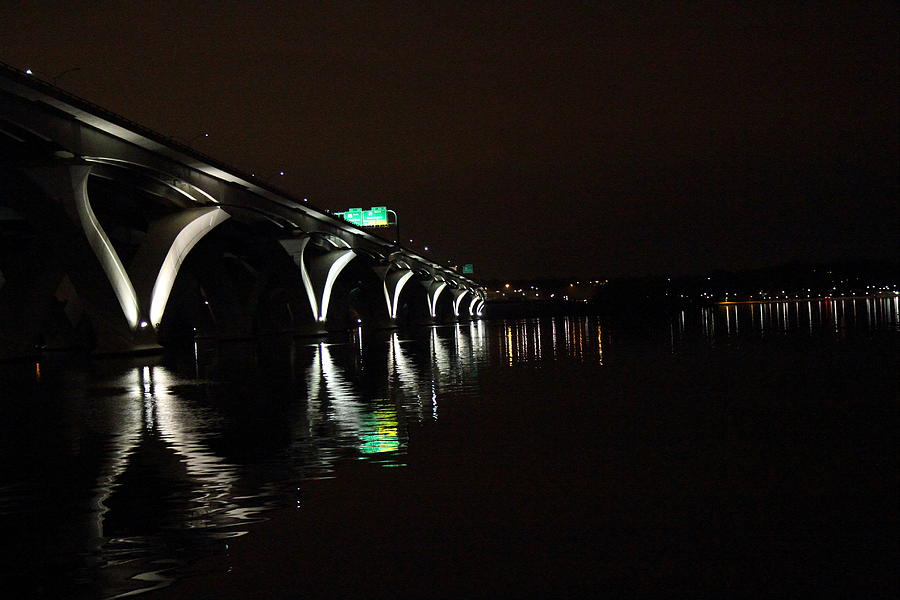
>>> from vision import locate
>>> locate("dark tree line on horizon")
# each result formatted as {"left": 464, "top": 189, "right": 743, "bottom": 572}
{"left": 482, "top": 259, "right": 899, "bottom": 317}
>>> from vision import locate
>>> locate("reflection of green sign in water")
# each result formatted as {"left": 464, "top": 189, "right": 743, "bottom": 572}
{"left": 462, "top": 264, "right": 474, "bottom": 274}
{"left": 359, "top": 403, "right": 401, "bottom": 455}
{"left": 335, "top": 206, "right": 390, "bottom": 227}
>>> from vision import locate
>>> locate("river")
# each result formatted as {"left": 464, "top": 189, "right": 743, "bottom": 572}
{"left": 1, "top": 297, "right": 897, "bottom": 598}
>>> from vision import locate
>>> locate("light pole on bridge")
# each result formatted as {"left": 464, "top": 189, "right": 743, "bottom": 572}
{"left": 387, "top": 209, "right": 400, "bottom": 244}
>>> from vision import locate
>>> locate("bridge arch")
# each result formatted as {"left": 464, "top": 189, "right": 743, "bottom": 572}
{"left": 0, "top": 67, "right": 487, "bottom": 356}
{"left": 324, "top": 250, "right": 387, "bottom": 330}
{"left": 0, "top": 165, "right": 138, "bottom": 354}
{"left": 393, "top": 270, "right": 432, "bottom": 327}
{"left": 156, "top": 218, "right": 311, "bottom": 342}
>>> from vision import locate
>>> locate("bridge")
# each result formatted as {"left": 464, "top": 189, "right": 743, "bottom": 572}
{"left": 0, "top": 63, "right": 485, "bottom": 358}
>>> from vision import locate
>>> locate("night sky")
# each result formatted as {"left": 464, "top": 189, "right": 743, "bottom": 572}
{"left": 2, "top": 1, "right": 896, "bottom": 279}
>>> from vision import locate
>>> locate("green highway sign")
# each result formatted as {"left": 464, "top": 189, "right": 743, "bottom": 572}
{"left": 335, "top": 206, "right": 390, "bottom": 227}
{"left": 462, "top": 264, "right": 474, "bottom": 274}
{"left": 339, "top": 208, "right": 363, "bottom": 225}
{"left": 362, "top": 206, "right": 388, "bottom": 226}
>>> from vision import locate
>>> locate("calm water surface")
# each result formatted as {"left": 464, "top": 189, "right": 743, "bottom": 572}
{"left": 1, "top": 298, "right": 898, "bottom": 598}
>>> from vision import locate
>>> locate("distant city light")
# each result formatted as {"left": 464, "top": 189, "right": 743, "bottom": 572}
{"left": 25, "top": 68, "right": 33, "bottom": 75}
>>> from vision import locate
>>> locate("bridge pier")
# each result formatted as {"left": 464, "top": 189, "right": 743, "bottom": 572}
{"left": 449, "top": 288, "right": 471, "bottom": 321}
{"left": 469, "top": 296, "right": 481, "bottom": 318}
{"left": 10, "top": 162, "right": 160, "bottom": 353}
{"left": 422, "top": 280, "right": 448, "bottom": 322}
{"left": 279, "top": 236, "right": 356, "bottom": 334}
{"left": 130, "top": 207, "right": 230, "bottom": 330}
{"left": 0, "top": 66, "right": 485, "bottom": 357}
{"left": 379, "top": 265, "right": 413, "bottom": 325}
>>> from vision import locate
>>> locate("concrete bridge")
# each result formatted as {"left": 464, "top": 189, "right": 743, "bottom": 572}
{"left": 0, "top": 63, "right": 485, "bottom": 358}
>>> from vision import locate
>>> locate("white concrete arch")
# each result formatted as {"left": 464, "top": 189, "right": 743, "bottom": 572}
{"left": 428, "top": 281, "right": 448, "bottom": 318}
{"left": 278, "top": 236, "right": 357, "bottom": 323}
{"left": 451, "top": 289, "right": 470, "bottom": 317}
{"left": 468, "top": 295, "right": 480, "bottom": 317}
{"left": 74, "top": 167, "right": 142, "bottom": 328}
{"left": 142, "top": 208, "right": 231, "bottom": 327}
{"left": 383, "top": 268, "right": 414, "bottom": 320}
{"left": 25, "top": 163, "right": 232, "bottom": 333}
{"left": 26, "top": 164, "right": 143, "bottom": 329}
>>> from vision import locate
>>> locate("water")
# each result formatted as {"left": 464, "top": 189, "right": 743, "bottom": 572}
{"left": 1, "top": 297, "right": 898, "bottom": 598}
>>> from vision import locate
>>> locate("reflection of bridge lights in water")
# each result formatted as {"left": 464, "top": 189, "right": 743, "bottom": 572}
{"left": 432, "top": 382, "right": 438, "bottom": 421}
{"left": 578, "top": 319, "right": 586, "bottom": 359}
{"left": 140, "top": 365, "right": 155, "bottom": 430}
{"left": 430, "top": 328, "right": 451, "bottom": 402}
{"left": 551, "top": 318, "right": 558, "bottom": 357}
{"left": 470, "top": 320, "right": 486, "bottom": 352}
{"left": 498, "top": 317, "right": 605, "bottom": 365}
{"left": 710, "top": 297, "right": 898, "bottom": 337}
{"left": 139, "top": 366, "right": 240, "bottom": 528}
{"left": 307, "top": 342, "right": 364, "bottom": 435}
{"left": 389, "top": 332, "right": 421, "bottom": 404}
{"left": 87, "top": 365, "right": 245, "bottom": 547}
{"left": 307, "top": 337, "right": 419, "bottom": 461}
{"left": 89, "top": 369, "right": 144, "bottom": 543}
{"left": 597, "top": 322, "right": 603, "bottom": 365}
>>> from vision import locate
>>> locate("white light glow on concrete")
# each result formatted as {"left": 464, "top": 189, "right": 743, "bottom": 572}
{"left": 75, "top": 171, "right": 141, "bottom": 329}
{"left": 291, "top": 237, "right": 319, "bottom": 320}
{"left": 149, "top": 208, "right": 229, "bottom": 327}
{"left": 381, "top": 281, "right": 392, "bottom": 322}
{"left": 391, "top": 271, "right": 414, "bottom": 319}
{"left": 430, "top": 282, "right": 447, "bottom": 317}
{"left": 468, "top": 296, "right": 479, "bottom": 316}
{"left": 319, "top": 250, "right": 356, "bottom": 321}
{"left": 453, "top": 291, "right": 469, "bottom": 317}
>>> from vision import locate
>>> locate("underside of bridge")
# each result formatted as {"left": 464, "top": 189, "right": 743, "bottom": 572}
{"left": 0, "top": 159, "right": 484, "bottom": 358}
{"left": 0, "top": 72, "right": 484, "bottom": 359}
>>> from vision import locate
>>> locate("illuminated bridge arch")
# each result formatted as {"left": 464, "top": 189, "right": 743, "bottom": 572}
{"left": 0, "top": 65, "right": 486, "bottom": 356}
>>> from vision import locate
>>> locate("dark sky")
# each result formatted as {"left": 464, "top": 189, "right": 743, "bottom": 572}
{"left": 2, "top": 1, "right": 897, "bottom": 279}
